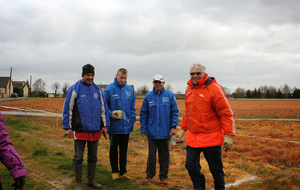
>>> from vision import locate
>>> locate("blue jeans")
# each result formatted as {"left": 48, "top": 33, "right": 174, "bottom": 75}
{"left": 185, "top": 145, "right": 225, "bottom": 190}
{"left": 73, "top": 140, "right": 99, "bottom": 165}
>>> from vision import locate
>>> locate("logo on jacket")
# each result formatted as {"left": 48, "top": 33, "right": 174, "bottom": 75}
{"left": 163, "top": 97, "right": 169, "bottom": 102}
{"left": 199, "top": 94, "right": 204, "bottom": 97}
{"left": 94, "top": 93, "right": 99, "bottom": 99}
{"left": 149, "top": 101, "right": 154, "bottom": 107}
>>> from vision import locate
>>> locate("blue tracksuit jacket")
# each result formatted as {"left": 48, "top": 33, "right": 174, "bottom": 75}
{"left": 140, "top": 87, "right": 179, "bottom": 139}
{"left": 62, "top": 80, "right": 110, "bottom": 131}
{"left": 104, "top": 78, "right": 136, "bottom": 134}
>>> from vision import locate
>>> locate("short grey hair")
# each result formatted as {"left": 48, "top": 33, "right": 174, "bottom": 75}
{"left": 190, "top": 63, "right": 206, "bottom": 73}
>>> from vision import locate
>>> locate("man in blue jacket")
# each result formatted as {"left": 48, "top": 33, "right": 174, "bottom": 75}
{"left": 104, "top": 68, "right": 136, "bottom": 180}
{"left": 140, "top": 74, "right": 179, "bottom": 185}
{"left": 63, "top": 64, "right": 110, "bottom": 190}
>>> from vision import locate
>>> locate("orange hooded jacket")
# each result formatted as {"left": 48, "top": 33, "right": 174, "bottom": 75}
{"left": 180, "top": 74, "right": 235, "bottom": 148}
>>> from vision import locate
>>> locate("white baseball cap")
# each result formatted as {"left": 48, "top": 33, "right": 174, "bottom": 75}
{"left": 153, "top": 74, "right": 164, "bottom": 82}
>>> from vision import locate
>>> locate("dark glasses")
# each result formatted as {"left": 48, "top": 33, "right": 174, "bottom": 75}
{"left": 190, "top": 72, "right": 202, "bottom": 76}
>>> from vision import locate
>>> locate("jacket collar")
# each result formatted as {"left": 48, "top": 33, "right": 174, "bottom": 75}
{"left": 80, "top": 80, "right": 93, "bottom": 86}
{"left": 114, "top": 78, "right": 126, "bottom": 88}
{"left": 187, "top": 74, "right": 215, "bottom": 88}
{"left": 153, "top": 86, "right": 165, "bottom": 95}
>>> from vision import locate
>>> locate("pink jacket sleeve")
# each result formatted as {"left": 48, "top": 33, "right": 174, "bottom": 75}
{"left": 0, "top": 112, "right": 28, "bottom": 181}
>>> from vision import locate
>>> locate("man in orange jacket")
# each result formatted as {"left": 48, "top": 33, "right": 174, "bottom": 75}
{"left": 177, "top": 63, "right": 235, "bottom": 190}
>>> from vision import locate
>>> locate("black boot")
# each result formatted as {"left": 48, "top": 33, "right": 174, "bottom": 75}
{"left": 74, "top": 165, "right": 83, "bottom": 190}
{"left": 87, "top": 162, "right": 102, "bottom": 189}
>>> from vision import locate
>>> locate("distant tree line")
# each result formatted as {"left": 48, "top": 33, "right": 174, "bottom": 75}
{"left": 231, "top": 84, "right": 300, "bottom": 99}
{"left": 28, "top": 78, "right": 70, "bottom": 98}
{"left": 136, "top": 83, "right": 300, "bottom": 99}
{"left": 27, "top": 78, "right": 300, "bottom": 99}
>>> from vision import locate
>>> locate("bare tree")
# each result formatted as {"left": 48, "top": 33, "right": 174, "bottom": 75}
{"left": 62, "top": 82, "right": 70, "bottom": 98}
{"left": 233, "top": 87, "right": 245, "bottom": 98}
{"left": 52, "top": 82, "right": 61, "bottom": 97}
{"left": 165, "top": 84, "right": 172, "bottom": 91}
{"left": 258, "top": 85, "right": 268, "bottom": 98}
{"left": 223, "top": 86, "right": 231, "bottom": 97}
{"left": 33, "top": 78, "right": 46, "bottom": 92}
{"left": 267, "top": 86, "right": 277, "bottom": 98}
{"left": 136, "top": 85, "right": 149, "bottom": 95}
{"left": 32, "top": 78, "right": 46, "bottom": 97}
{"left": 281, "top": 84, "right": 291, "bottom": 98}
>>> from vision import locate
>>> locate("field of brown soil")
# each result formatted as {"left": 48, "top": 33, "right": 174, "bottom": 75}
{"left": 1, "top": 98, "right": 299, "bottom": 119}
{"left": 0, "top": 98, "right": 299, "bottom": 189}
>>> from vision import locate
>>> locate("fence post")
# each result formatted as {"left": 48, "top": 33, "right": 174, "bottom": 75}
{"left": 56, "top": 115, "right": 58, "bottom": 128}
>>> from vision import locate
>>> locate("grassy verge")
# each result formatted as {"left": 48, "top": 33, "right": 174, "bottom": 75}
{"left": 1, "top": 116, "right": 152, "bottom": 190}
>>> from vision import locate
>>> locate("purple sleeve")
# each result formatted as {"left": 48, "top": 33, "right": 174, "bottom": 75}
{"left": 0, "top": 112, "right": 28, "bottom": 180}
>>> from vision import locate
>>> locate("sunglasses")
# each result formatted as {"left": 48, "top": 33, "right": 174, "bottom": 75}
{"left": 190, "top": 72, "right": 202, "bottom": 76}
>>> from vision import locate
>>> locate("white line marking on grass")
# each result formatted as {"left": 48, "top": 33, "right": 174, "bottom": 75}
{"left": 225, "top": 176, "right": 258, "bottom": 188}
{"left": 236, "top": 134, "right": 300, "bottom": 144}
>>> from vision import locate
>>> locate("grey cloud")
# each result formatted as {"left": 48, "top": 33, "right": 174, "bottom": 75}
{"left": 1, "top": 0, "right": 299, "bottom": 94}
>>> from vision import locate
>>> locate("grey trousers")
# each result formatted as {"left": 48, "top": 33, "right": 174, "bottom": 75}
{"left": 146, "top": 138, "right": 170, "bottom": 179}
{"left": 73, "top": 140, "right": 99, "bottom": 165}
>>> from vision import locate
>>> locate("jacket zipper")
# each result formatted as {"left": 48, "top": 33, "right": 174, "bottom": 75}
{"left": 189, "top": 88, "right": 195, "bottom": 131}
{"left": 89, "top": 86, "right": 93, "bottom": 129}
{"left": 121, "top": 87, "right": 125, "bottom": 133}
{"left": 156, "top": 91, "right": 160, "bottom": 137}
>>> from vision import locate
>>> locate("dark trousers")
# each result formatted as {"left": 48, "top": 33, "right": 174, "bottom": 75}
{"left": 73, "top": 140, "right": 99, "bottom": 165}
{"left": 109, "top": 134, "right": 129, "bottom": 175}
{"left": 185, "top": 145, "right": 225, "bottom": 190}
{"left": 146, "top": 138, "right": 170, "bottom": 179}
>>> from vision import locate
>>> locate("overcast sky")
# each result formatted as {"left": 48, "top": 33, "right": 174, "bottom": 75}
{"left": 1, "top": 0, "right": 300, "bottom": 94}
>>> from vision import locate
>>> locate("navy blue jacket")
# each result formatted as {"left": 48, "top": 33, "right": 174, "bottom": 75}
{"left": 140, "top": 87, "right": 179, "bottom": 139}
{"left": 104, "top": 78, "right": 136, "bottom": 134}
{"left": 62, "top": 80, "right": 110, "bottom": 131}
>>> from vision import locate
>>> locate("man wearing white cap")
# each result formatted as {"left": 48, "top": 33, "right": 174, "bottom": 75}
{"left": 140, "top": 74, "right": 179, "bottom": 185}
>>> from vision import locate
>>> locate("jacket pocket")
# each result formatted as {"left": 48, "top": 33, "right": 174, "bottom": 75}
{"left": 160, "top": 103, "right": 170, "bottom": 118}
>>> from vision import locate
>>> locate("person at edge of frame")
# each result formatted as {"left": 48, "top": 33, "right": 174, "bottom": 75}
{"left": 0, "top": 111, "right": 28, "bottom": 190}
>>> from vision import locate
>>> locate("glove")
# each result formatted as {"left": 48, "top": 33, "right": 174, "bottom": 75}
{"left": 12, "top": 176, "right": 25, "bottom": 190}
{"left": 223, "top": 135, "right": 233, "bottom": 152}
{"left": 175, "top": 128, "right": 186, "bottom": 139}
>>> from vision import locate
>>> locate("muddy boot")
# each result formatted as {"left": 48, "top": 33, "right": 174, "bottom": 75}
{"left": 87, "top": 162, "right": 102, "bottom": 189}
{"left": 74, "top": 165, "right": 83, "bottom": 190}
